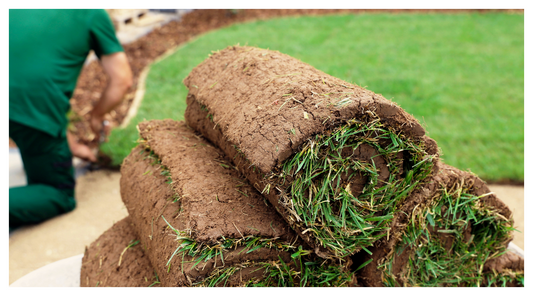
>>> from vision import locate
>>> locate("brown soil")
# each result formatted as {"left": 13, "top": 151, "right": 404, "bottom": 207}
{"left": 483, "top": 251, "right": 525, "bottom": 287}
{"left": 120, "top": 119, "right": 314, "bottom": 286}
{"left": 183, "top": 45, "right": 439, "bottom": 258}
{"left": 484, "top": 251, "right": 524, "bottom": 274}
{"left": 184, "top": 46, "right": 437, "bottom": 172}
{"left": 136, "top": 119, "right": 297, "bottom": 243}
{"left": 80, "top": 216, "right": 158, "bottom": 287}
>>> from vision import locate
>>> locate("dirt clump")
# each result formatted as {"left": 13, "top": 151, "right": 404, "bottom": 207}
{"left": 482, "top": 251, "right": 525, "bottom": 287}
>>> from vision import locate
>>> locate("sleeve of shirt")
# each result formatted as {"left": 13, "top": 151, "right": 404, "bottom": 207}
{"left": 88, "top": 9, "right": 124, "bottom": 58}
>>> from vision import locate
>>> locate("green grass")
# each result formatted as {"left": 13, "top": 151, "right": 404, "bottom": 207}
{"left": 101, "top": 12, "right": 523, "bottom": 181}
{"left": 272, "top": 116, "right": 434, "bottom": 258}
{"left": 378, "top": 183, "right": 517, "bottom": 287}
{"left": 196, "top": 255, "right": 353, "bottom": 287}
{"left": 148, "top": 270, "right": 161, "bottom": 287}
{"left": 485, "top": 269, "right": 525, "bottom": 287}
{"left": 161, "top": 215, "right": 297, "bottom": 269}
{"left": 160, "top": 215, "right": 353, "bottom": 287}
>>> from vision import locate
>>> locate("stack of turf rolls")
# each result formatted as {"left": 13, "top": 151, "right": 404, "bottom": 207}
{"left": 82, "top": 119, "right": 356, "bottom": 287}
{"left": 81, "top": 45, "right": 524, "bottom": 287}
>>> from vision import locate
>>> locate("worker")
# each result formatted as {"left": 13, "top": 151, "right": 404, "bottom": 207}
{"left": 9, "top": 9, "right": 132, "bottom": 230}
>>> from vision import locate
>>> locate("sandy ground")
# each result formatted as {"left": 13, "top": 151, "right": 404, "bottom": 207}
{"left": 8, "top": 168, "right": 524, "bottom": 285}
{"left": 490, "top": 185, "right": 525, "bottom": 249}
{"left": 9, "top": 170, "right": 128, "bottom": 284}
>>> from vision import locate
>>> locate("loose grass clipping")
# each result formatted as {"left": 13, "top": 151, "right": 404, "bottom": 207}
{"left": 184, "top": 45, "right": 439, "bottom": 259}
{"left": 120, "top": 120, "right": 356, "bottom": 286}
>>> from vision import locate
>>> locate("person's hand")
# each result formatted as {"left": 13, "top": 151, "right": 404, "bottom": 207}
{"left": 72, "top": 143, "right": 97, "bottom": 162}
{"left": 89, "top": 115, "right": 111, "bottom": 143}
{"left": 67, "top": 131, "right": 97, "bottom": 162}
{"left": 89, "top": 115, "right": 104, "bottom": 140}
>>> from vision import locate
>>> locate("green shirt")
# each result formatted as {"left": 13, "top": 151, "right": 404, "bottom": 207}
{"left": 9, "top": 9, "right": 124, "bottom": 137}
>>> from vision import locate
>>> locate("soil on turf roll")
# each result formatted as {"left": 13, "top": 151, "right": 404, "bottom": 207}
{"left": 120, "top": 119, "right": 355, "bottom": 286}
{"left": 356, "top": 161, "right": 521, "bottom": 287}
{"left": 184, "top": 45, "right": 439, "bottom": 259}
{"left": 482, "top": 251, "right": 524, "bottom": 287}
{"left": 80, "top": 216, "right": 159, "bottom": 287}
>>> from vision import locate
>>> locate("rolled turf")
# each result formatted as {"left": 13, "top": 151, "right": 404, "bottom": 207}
{"left": 356, "top": 161, "right": 524, "bottom": 287}
{"left": 183, "top": 45, "right": 522, "bottom": 286}
{"left": 119, "top": 119, "right": 356, "bottom": 286}
{"left": 80, "top": 216, "right": 159, "bottom": 287}
{"left": 184, "top": 45, "right": 439, "bottom": 259}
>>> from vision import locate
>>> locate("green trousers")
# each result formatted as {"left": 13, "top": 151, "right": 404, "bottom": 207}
{"left": 9, "top": 120, "right": 76, "bottom": 230}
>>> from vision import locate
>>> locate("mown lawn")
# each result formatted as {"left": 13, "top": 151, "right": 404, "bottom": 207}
{"left": 101, "top": 12, "right": 524, "bottom": 181}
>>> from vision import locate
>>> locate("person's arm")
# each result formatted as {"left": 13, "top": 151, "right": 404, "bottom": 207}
{"left": 89, "top": 51, "right": 132, "bottom": 138}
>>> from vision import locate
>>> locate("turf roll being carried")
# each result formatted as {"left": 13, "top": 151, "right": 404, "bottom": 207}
{"left": 120, "top": 119, "right": 356, "bottom": 286}
{"left": 184, "top": 45, "right": 439, "bottom": 259}
{"left": 80, "top": 216, "right": 160, "bottom": 287}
